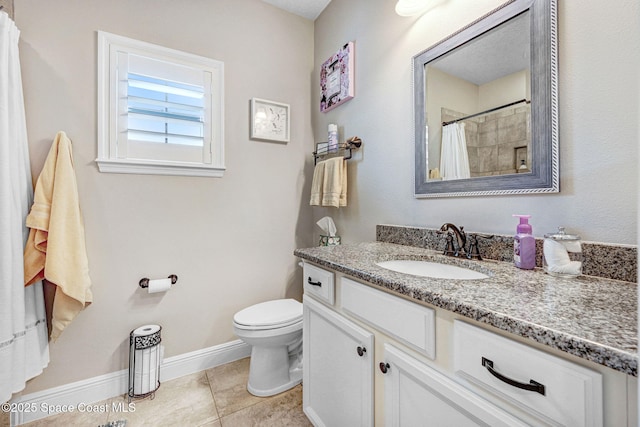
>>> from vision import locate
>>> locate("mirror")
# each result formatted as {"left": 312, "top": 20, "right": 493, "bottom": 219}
{"left": 414, "top": 0, "right": 558, "bottom": 197}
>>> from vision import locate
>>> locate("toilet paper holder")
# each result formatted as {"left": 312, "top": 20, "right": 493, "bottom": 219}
{"left": 139, "top": 274, "right": 178, "bottom": 289}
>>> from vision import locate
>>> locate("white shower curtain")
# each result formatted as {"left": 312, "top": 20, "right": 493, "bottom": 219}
{"left": 0, "top": 11, "right": 49, "bottom": 403}
{"left": 439, "top": 122, "right": 471, "bottom": 180}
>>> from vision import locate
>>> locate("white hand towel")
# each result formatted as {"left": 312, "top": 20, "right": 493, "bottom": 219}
{"left": 310, "top": 160, "right": 325, "bottom": 206}
{"left": 321, "top": 157, "right": 347, "bottom": 208}
{"left": 339, "top": 158, "right": 347, "bottom": 207}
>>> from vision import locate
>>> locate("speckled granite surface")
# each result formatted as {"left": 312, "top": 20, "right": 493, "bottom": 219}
{"left": 294, "top": 241, "right": 638, "bottom": 376}
{"left": 377, "top": 224, "right": 638, "bottom": 283}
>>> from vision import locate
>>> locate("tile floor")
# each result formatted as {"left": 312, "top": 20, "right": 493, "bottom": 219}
{"left": 1, "top": 358, "right": 311, "bottom": 427}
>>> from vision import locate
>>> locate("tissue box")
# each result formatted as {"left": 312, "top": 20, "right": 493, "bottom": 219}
{"left": 319, "top": 235, "right": 341, "bottom": 246}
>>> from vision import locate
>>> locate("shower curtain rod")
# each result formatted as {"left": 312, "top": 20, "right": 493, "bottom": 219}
{"left": 442, "top": 98, "right": 530, "bottom": 126}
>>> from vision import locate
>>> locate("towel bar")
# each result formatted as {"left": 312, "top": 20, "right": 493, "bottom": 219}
{"left": 313, "top": 136, "right": 362, "bottom": 165}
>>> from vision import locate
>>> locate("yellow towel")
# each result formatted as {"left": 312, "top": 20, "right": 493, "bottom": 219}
{"left": 24, "top": 131, "right": 92, "bottom": 341}
{"left": 310, "top": 160, "right": 325, "bottom": 206}
{"left": 321, "top": 157, "right": 347, "bottom": 208}
{"left": 339, "top": 158, "right": 347, "bottom": 207}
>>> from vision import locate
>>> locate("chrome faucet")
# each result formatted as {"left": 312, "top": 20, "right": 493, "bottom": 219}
{"left": 439, "top": 223, "right": 467, "bottom": 257}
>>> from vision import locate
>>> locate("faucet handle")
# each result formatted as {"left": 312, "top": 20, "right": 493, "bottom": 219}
{"left": 467, "top": 234, "right": 494, "bottom": 260}
{"left": 442, "top": 232, "right": 456, "bottom": 256}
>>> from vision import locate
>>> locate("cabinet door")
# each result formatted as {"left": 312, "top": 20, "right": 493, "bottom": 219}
{"left": 303, "top": 295, "right": 374, "bottom": 427}
{"left": 382, "top": 344, "right": 528, "bottom": 427}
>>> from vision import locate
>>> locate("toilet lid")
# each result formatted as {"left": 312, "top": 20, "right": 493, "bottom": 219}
{"left": 234, "top": 299, "right": 303, "bottom": 328}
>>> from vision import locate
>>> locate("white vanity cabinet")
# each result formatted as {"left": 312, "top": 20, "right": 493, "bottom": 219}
{"left": 303, "top": 295, "right": 374, "bottom": 426}
{"left": 341, "top": 277, "right": 524, "bottom": 426}
{"left": 301, "top": 261, "right": 631, "bottom": 427}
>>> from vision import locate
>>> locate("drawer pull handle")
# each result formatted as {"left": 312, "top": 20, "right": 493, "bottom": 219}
{"left": 379, "top": 362, "right": 390, "bottom": 374}
{"left": 307, "top": 277, "right": 322, "bottom": 287}
{"left": 357, "top": 346, "right": 366, "bottom": 357}
{"left": 482, "top": 357, "right": 546, "bottom": 396}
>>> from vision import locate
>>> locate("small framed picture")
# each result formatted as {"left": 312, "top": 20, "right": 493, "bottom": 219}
{"left": 250, "top": 98, "right": 290, "bottom": 142}
{"left": 320, "top": 41, "right": 355, "bottom": 113}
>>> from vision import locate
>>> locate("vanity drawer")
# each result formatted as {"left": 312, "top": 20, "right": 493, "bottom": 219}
{"left": 341, "top": 278, "right": 435, "bottom": 359}
{"left": 303, "top": 262, "right": 335, "bottom": 305}
{"left": 454, "top": 321, "right": 603, "bottom": 427}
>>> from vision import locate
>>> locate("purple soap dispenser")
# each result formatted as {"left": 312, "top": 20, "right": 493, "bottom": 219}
{"left": 513, "top": 214, "right": 536, "bottom": 270}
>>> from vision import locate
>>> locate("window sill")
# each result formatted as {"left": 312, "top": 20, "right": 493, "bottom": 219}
{"left": 95, "top": 158, "right": 225, "bottom": 178}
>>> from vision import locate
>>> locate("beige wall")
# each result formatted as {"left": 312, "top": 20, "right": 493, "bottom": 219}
{"left": 313, "top": 0, "right": 638, "bottom": 245}
{"left": 478, "top": 70, "right": 528, "bottom": 111}
{"left": 15, "top": 0, "right": 315, "bottom": 393}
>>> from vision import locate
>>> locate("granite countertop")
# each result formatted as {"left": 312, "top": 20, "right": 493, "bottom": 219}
{"left": 294, "top": 241, "right": 638, "bottom": 376}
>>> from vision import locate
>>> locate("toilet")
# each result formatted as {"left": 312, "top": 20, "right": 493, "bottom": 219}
{"left": 233, "top": 298, "right": 303, "bottom": 397}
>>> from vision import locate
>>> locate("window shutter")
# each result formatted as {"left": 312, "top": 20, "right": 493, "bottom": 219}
{"left": 97, "top": 31, "right": 224, "bottom": 177}
{"left": 118, "top": 53, "right": 213, "bottom": 164}
{"left": 127, "top": 73, "right": 205, "bottom": 147}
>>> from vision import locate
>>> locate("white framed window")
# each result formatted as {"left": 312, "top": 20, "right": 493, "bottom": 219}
{"left": 97, "top": 31, "right": 225, "bottom": 177}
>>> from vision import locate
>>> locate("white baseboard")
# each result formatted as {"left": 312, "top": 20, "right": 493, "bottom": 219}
{"left": 10, "top": 339, "right": 250, "bottom": 426}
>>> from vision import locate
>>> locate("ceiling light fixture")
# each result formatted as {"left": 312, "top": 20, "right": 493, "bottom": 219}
{"left": 395, "top": 0, "right": 431, "bottom": 16}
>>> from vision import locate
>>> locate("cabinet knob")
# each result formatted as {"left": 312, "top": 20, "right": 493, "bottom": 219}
{"left": 379, "top": 362, "right": 390, "bottom": 374}
{"left": 356, "top": 346, "right": 367, "bottom": 357}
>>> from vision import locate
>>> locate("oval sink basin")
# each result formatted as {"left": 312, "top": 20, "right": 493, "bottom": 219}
{"left": 376, "top": 260, "right": 489, "bottom": 280}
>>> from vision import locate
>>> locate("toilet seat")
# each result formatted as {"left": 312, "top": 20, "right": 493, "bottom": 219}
{"left": 233, "top": 299, "right": 302, "bottom": 330}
